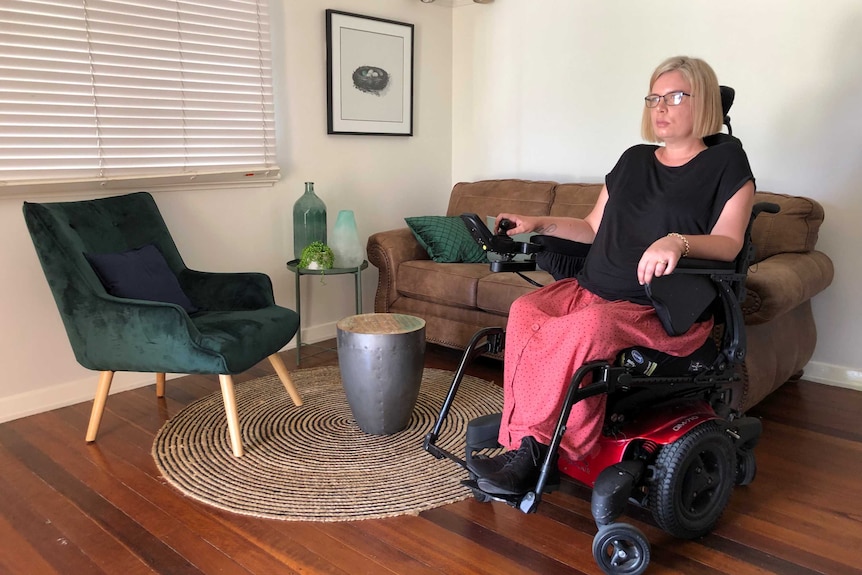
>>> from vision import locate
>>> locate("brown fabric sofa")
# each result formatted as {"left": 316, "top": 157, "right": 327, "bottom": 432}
{"left": 367, "top": 179, "right": 834, "bottom": 411}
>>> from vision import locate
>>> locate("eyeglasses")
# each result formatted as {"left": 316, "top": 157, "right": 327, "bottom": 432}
{"left": 644, "top": 91, "right": 691, "bottom": 108}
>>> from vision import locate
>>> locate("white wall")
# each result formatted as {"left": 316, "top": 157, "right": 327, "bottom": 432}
{"left": 452, "top": 0, "right": 862, "bottom": 390}
{"left": 0, "top": 0, "right": 454, "bottom": 422}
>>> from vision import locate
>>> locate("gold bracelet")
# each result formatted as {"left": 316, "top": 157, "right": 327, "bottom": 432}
{"left": 668, "top": 232, "right": 690, "bottom": 258}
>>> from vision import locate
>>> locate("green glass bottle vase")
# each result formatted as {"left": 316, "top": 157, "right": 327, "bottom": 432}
{"left": 293, "top": 182, "right": 327, "bottom": 260}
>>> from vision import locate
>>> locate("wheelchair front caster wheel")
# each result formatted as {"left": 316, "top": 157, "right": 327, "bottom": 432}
{"left": 592, "top": 523, "right": 650, "bottom": 575}
{"left": 735, "top": 449, "right": 757, "bottom": 486}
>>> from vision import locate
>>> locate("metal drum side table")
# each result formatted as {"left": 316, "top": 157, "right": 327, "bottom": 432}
{"left": 336, "top": 313, "right": 426, "bottom": 435}
{"left": 286, "top": 259, "right": 368, "bottom": 366}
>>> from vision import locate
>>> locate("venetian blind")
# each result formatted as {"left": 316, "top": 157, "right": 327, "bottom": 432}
{"left": 0, "top": 0, "right": 279, "bottom": 194}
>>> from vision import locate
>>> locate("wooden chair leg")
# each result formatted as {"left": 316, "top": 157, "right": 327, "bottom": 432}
{"left": 156, "top": 372, "right": 166, "bottom": 397}
{"left": 268, "top": 353, "right": 302, "bottom": 406}
{"left": 86, "top": 371, "right": 115, "bottom": 442}
{"left": 218, "top": 374, "right": 244, "bottom": 457}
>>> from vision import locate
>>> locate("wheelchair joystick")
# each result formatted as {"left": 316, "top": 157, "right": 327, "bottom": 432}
{"left": 496, "top": 218, "right": 515, "bottom": 235}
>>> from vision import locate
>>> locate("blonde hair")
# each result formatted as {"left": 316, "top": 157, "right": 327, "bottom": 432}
{"left": 641, "top": 56, "right": 724, "bottom": 143}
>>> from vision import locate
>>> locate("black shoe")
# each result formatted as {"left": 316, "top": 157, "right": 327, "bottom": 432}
{"left": 465, "top": 450, "right": 517, "bottom": 478}
{"left": 476, "top": 436, "right": 549, "bottom": 495}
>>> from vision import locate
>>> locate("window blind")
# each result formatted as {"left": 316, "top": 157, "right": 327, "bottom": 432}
{"left": 0, "top": 0, "right": 279, "bottom": 194}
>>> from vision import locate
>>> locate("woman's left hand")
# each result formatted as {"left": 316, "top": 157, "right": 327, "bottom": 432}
{"left": 638, "top": 236, "right": 682, "bottom": 285}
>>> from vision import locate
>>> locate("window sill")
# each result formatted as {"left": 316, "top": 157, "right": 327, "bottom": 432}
{"left": 1, "top": 168, "right": 281, "bottom": 201}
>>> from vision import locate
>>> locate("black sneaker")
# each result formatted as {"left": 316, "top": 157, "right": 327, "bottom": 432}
{"left": 465, "top": 450, "right": 517, "bottom": 478}
{"left": 476, "top": 436, "right": 550, "bottom": 495}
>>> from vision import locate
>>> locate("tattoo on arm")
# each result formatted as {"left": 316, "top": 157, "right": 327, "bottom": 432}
{"left": 536, "top": 224, "right": 557, "bottom": 234}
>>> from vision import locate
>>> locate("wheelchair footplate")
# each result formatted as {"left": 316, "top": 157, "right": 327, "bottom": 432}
{"left": 459, "top": 471, "right": 561, "bottom": 512}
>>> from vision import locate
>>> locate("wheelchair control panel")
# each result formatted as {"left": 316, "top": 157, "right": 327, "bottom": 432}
{"left": 460, "top": 213, "right": 542, "bottom": 273}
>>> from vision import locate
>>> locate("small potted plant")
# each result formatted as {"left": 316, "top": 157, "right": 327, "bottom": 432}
{"left": 299, "top": 241, "right": 334, "bottom": 271}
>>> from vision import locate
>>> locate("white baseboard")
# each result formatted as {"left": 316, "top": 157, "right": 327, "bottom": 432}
{"left": 301, "top": 321, "right": 338, "bottom": 347}
{"left": 0, "top": 335, "right": 311, "bottom": 425}
{"left": 802, "top": 361, "right": 862, "bottom": 392}
{"left": 0, "top": 370, "right": 179, "bottom": 424}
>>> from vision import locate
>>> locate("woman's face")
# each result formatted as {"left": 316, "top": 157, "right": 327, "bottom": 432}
{"left": 649, "top": 70, "right": 695, "bottom": 143}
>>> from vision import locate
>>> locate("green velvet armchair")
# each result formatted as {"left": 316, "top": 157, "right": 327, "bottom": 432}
{"left": 23, "top": 191, "right": 302, "bottom": 456}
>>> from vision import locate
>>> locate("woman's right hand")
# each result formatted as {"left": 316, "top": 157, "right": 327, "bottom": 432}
{"left": 493, "top": 186, "right": 606, "bottom": 242}
{"left": 494, "top": 212, "right": 598, "bottom": 243}
{"left": 494, "top": 214, "right": 539, "bottom": 236}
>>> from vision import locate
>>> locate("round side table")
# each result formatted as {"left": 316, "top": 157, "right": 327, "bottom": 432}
{"left": 286, "top": 259, "right": 368, "bottom": 365}
{"left": 336, "top": 313, "right": 426, "bottom": 435}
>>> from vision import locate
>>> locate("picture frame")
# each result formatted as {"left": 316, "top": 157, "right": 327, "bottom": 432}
{"left": 326, "top": 10, "right": 414, "bottom": 136}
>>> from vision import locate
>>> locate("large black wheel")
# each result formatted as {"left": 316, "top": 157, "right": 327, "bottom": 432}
{"left": 592, "top": 523, "right": 650, "bottom": 575}
{"left": 649, "top": 420, "right": 736, "bottom": 539}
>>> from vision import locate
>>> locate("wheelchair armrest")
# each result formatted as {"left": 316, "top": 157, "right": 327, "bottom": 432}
{"left": 671, "top": 258, "right": 736, "bottom": 275}
{"left": 660, "top": 202, "right": 779, "bottom": 279}
{"left": 646, "top": 256, "right": 743, "bottom": 336}
{"left": 648, "top": 202, "right": 779, "bottom": 354}
{"left": 646, "top": 273, "right": 718, "bottom": 336}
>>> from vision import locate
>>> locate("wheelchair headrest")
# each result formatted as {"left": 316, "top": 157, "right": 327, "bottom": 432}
{"left": 704, "top": 85, "right": 740, "bottom": 147}
{"left": 720, "top": 85, "right": 735, "bottom": 120}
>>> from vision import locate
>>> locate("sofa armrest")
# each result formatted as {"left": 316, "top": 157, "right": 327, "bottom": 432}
{"left": 743, "top": 250, "right": 834, "bottom": 325}
{"left": 367, "top": 227, "right": 429, "bottom": 312}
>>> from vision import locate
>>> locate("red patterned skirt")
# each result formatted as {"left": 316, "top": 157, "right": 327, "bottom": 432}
{"left": 499, "top": 278, "right": 713, "bottom": 460}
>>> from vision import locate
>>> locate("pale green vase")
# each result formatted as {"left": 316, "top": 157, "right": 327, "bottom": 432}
{"left": 330, "top": 210, "right": 365, "bottom": 268}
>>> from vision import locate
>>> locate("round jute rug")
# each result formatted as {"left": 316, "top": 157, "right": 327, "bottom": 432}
{"left": 152, "top": 366, "right": 503, "bottom": 522}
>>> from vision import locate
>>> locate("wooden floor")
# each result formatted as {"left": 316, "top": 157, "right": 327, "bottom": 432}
{"left": 2, "top": 340, "right": 860, "bottom": 575}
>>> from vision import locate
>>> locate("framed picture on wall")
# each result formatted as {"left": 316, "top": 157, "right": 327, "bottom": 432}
{"left": 326, "top": 10, "right": 414, "bottom": 136}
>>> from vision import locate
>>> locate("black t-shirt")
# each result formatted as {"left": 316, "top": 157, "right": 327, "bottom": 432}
{"left": 577, "top": 142, "right": 755, "bottom": 304}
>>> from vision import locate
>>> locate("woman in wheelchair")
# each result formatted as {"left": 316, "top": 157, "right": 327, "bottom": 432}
{"left": 472, "top": 55, "right": 756, "bottom": 496}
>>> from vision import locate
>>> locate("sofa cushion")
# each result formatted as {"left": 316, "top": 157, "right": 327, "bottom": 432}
{"left": 750, "top": 191, "right": 824, "bottom": 262}
{"left": 549, "top": 183, "right": 604, "bottom": 218}
{"left": 477, "top": 271, "right": 552, "bottom": 315}
{"left": 447, "top": 179, "right": 556, "bottom": 219}
{"left": 397, "top": 260, "right": 492, "bottom": 308}
{"left": 405, "top": 216, "right": 487, "bottom": 263}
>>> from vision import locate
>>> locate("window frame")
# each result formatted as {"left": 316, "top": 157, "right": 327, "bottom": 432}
{"left": 0, "top": 0, "right": 280, "bottom": 198}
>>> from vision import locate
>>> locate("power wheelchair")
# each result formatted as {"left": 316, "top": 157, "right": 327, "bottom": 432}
{"left": 423, "top": 88, "right": 777, "bottom": 575}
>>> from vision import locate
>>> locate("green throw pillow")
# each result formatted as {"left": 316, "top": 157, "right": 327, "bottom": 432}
{"left": 405, "top": 216, "right": 487, "bottom": 263}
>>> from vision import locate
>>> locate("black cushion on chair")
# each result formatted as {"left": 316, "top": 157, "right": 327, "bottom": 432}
{"left": 85, "top": 243, "right": 198, "bottom": 314}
